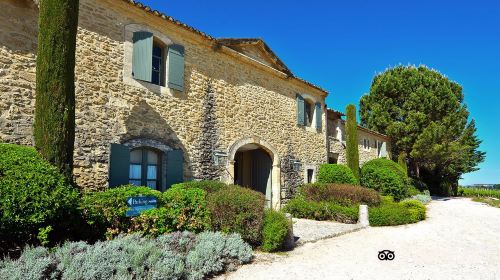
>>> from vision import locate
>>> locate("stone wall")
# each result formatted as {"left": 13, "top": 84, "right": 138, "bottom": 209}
{"left": 0, "top": 0, "right": 327, "bottom": 200}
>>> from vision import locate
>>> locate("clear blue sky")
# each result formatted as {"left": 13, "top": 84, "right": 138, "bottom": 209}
{"left": 141, "top": 0, "right": 499, "bottom": 185}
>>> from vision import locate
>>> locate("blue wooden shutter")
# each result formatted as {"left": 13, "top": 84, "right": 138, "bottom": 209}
{"left": 109, "top": 144, "right": 130, "bottom": 187}
{"left": 297, "top": 94, "right": 305, "bottom": 126}
{"left": 168, "top": 44, "right": 185, "bottom": 91}
{"left": 132, "top": 31, "right": 153, "bottom": 82}
{"left": 166, "top": 149, "right": 184, "bottom": 189}
{"left": 315, "top": 102, "right": 322, "bottom": 130}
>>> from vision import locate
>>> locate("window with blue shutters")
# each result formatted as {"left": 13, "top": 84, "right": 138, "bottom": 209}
{"left": 297, "top": 94, "right": 305, "bottom": 126}
{"left": 132, "top": 31, "right": 184, "bottom": 90}
{"left": 167, "top": 44, "right": 185, "bottom": 91}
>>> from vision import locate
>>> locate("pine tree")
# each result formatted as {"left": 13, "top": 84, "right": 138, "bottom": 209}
{"left": 34, "top": 0, "right": 79, "bottom": 180}
{"left": 360, "top": 65, "right": 485, "bottom": 194}
{"left": 345, "top": 104, "right": 360, "bottom": 180}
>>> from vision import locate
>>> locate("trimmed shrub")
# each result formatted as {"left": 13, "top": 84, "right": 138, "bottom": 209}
{"left": 317, "top": 164, "right": 358, "bottom": 185}
{"left": 369, "top": 197, "right": 426, "bottom": 226}
{"left": 80, "top": 185, "right": 162, "bottom": 239}
{"left": 0, "top": 246, "right": 59, "bottom": 280}
{"left": 360, "top": 158, "right": 409, "bottom": 201}
{"left": 406, "top": 193, "right": 432, "bottom": 205}
{"left": 261, "top": 210, "right": 291, "bottom": 252}
{"left": 171, "top": 180, "right": 228, "bottom": 194}
{"left": 186, "top": 232, "right": 253, "bottom": 279}
{"left": 298, "top": 183, "right": 380, "bottom": 206}
{"left": 131, "top": 187, "right": 211, "bottom": 236}
{"left": 399, "top": 199, "right": 426, "bottom": 221}
{"left": 0, "top": 144, "right": 80, "bottom": 250}
{"left": 283, "top": 197, "right": 358, "bottom": 223}
{"left": 407, "top": 185, "right": 421, "bottom": 197}
{"left": 162, "top": 186, "right": 211, "bottom": 232}
{"left": 207, "top": 186, "right": 265, "bottom": 245}
{"left": 1, "top": 232, "right": 252, "bottom": 280}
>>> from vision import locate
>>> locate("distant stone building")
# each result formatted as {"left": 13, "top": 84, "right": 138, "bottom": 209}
{"left": 327, "top": 109, "right": 391, "bottom": 165}
{"left": 0, "top": 0, "right": 390, "bottom": 208}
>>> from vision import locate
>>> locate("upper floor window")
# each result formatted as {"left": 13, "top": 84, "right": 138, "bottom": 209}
{"left": 304, "top": 100, "right": 314, "bottom": 127}
{"left": 363, "top": 139, "right": 371, "bottom": 151}
{"left": 132, "top": 31, "right": 185, "bottom": 91}
{"left": 297, "top": 94, "right": 322, "bottom": 130}
{"left": 151, "top": 42, "right": 164, "bottom": 86}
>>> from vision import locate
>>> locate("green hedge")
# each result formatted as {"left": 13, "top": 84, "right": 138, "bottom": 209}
{"left": 81, "top": 185, "right": 162, "bottom": 239}
{"left": 130, "top": 186, "right": 211, "bottom": 236}
{"left": 261, "top": 210, "right": 291, "bottom": 252}
{"left": 283, "top": 197, "right": 358, "bottom": 223}
{"left": 171, "top": 180, "right": 228, "bottom": 194}
{"left": 360, "top": 158, "right": 409, "bottom": 201}
{"left": 298, "top": 183, "right": 380, "bottom": 206}
{"left": 317, "top": 164, "right": 358, "bottom": 185}
{"left": 369, "top": 197, "right": 426, "bottom": 226}
{"left": 0, "top": 144, "right": 80, "bottom": 249}
{"left": 207, "top": 186, "right": 265, "bottom": 245}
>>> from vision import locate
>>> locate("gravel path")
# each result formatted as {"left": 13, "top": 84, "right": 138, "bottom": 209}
{"left": 222, "top": 198, "right": 500, "bottom": 280}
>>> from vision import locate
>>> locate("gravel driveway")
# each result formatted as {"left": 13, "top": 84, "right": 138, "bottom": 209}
{"left": 222, "top": 197, "right": 500, "bottom": 280}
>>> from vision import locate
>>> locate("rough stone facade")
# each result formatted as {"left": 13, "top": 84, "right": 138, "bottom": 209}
{"left": 0, "top": 0, "right": 327, "bottom": 207}
{"left": 327, "top": 109, "right": 391, "bottom": 166}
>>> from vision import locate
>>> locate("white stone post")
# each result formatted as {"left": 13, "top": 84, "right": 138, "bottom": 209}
{"left": 358, "top": 205, "right": 369, "bottom": 227}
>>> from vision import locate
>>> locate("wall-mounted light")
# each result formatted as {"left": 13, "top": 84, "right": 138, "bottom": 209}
{"left": 213, "top": 150, "right": 228, "bottom": 166}
{"left": 290, "top": 159, "right": 302, "bottom": 172}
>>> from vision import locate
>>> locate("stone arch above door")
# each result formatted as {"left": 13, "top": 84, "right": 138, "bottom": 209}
{"left": 227, "top": 136, "right": 280, "bottom": 166}
{"left": 225, "top": 136, "right": 281, "bottom": 209}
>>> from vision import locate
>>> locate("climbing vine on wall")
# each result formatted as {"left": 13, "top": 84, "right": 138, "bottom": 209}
{"left": 280, "top": 143, "right": 302, "bottom": 203}
{"left": 195, "top": 79, "right": 221, "bottom": 180}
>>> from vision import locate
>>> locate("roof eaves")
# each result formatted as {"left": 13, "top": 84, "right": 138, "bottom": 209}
{"left": 122, "top": 0, "right": 329, "bottom": 95}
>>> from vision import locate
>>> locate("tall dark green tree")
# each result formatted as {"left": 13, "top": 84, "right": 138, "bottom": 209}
{"left": 360, "top": 65, "right": 485, "bottom": 195}
{"left": 34, "top": 0, "right": 79, "bottom": 180}
{"left": 345, "top": 104, "right": 360, "bottom": 181}
{"left": 398, "top": 152, "right": 408, "bottom": 176}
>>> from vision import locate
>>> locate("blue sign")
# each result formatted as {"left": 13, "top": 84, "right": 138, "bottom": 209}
{"left": 125, "top": 196, "right": 158, "bottom": 217}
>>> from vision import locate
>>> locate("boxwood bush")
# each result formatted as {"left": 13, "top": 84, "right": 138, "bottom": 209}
{"left": 283, "top": 197, "right": 358, "bottom": 223}
{"left": 317, "top": 164, "right": 358, "bottom": 185}
{"left": 360, "top": 158, "right": 409, "bottom": 201}
{"left": 207, "top": 186, "right": 265, "bottom": 245}
{"left": 0, "top": 143, "right": 80, "bottom": 251}
{"left": 369, "top": 197, "right": 426, "bottom": 226}
{"left": 298, "top": 183, "right": 380, "bottom": 206}
{"left": 0, "top": 232, "right": 253, "bottom": 280}
{"left": 261, "top": 210, "right": 291, "bottom": 252}
{"left": 171, "top": 180, "right": 228, "bottom": 194}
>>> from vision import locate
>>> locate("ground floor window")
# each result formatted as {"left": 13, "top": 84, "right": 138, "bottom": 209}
{"left": 307, "top": 169, "right": 314, "bottom": 183}
{"left": 129, "top": 148, "right": 161, "bottom": 190}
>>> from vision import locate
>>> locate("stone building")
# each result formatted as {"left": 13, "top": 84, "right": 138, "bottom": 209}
{"left": 327, "top": 109, "right": 391, "bottom": 165}
{"left": 0, "top": 0, "right": 390, "bottom": 208}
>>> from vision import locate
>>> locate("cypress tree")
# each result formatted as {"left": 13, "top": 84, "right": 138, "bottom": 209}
{"left": 34, "top": 0, "right": 79, "bottom": 180}
{"left": 345, "top": 104, "right": 360, "bottom": 180}
{"left": 398, "top": 152, "right": 408, "bottom": 176}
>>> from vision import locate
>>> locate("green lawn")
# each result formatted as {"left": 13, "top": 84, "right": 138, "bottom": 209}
{"left": 472, "top": 197, "right": 500, "bottom": 208}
